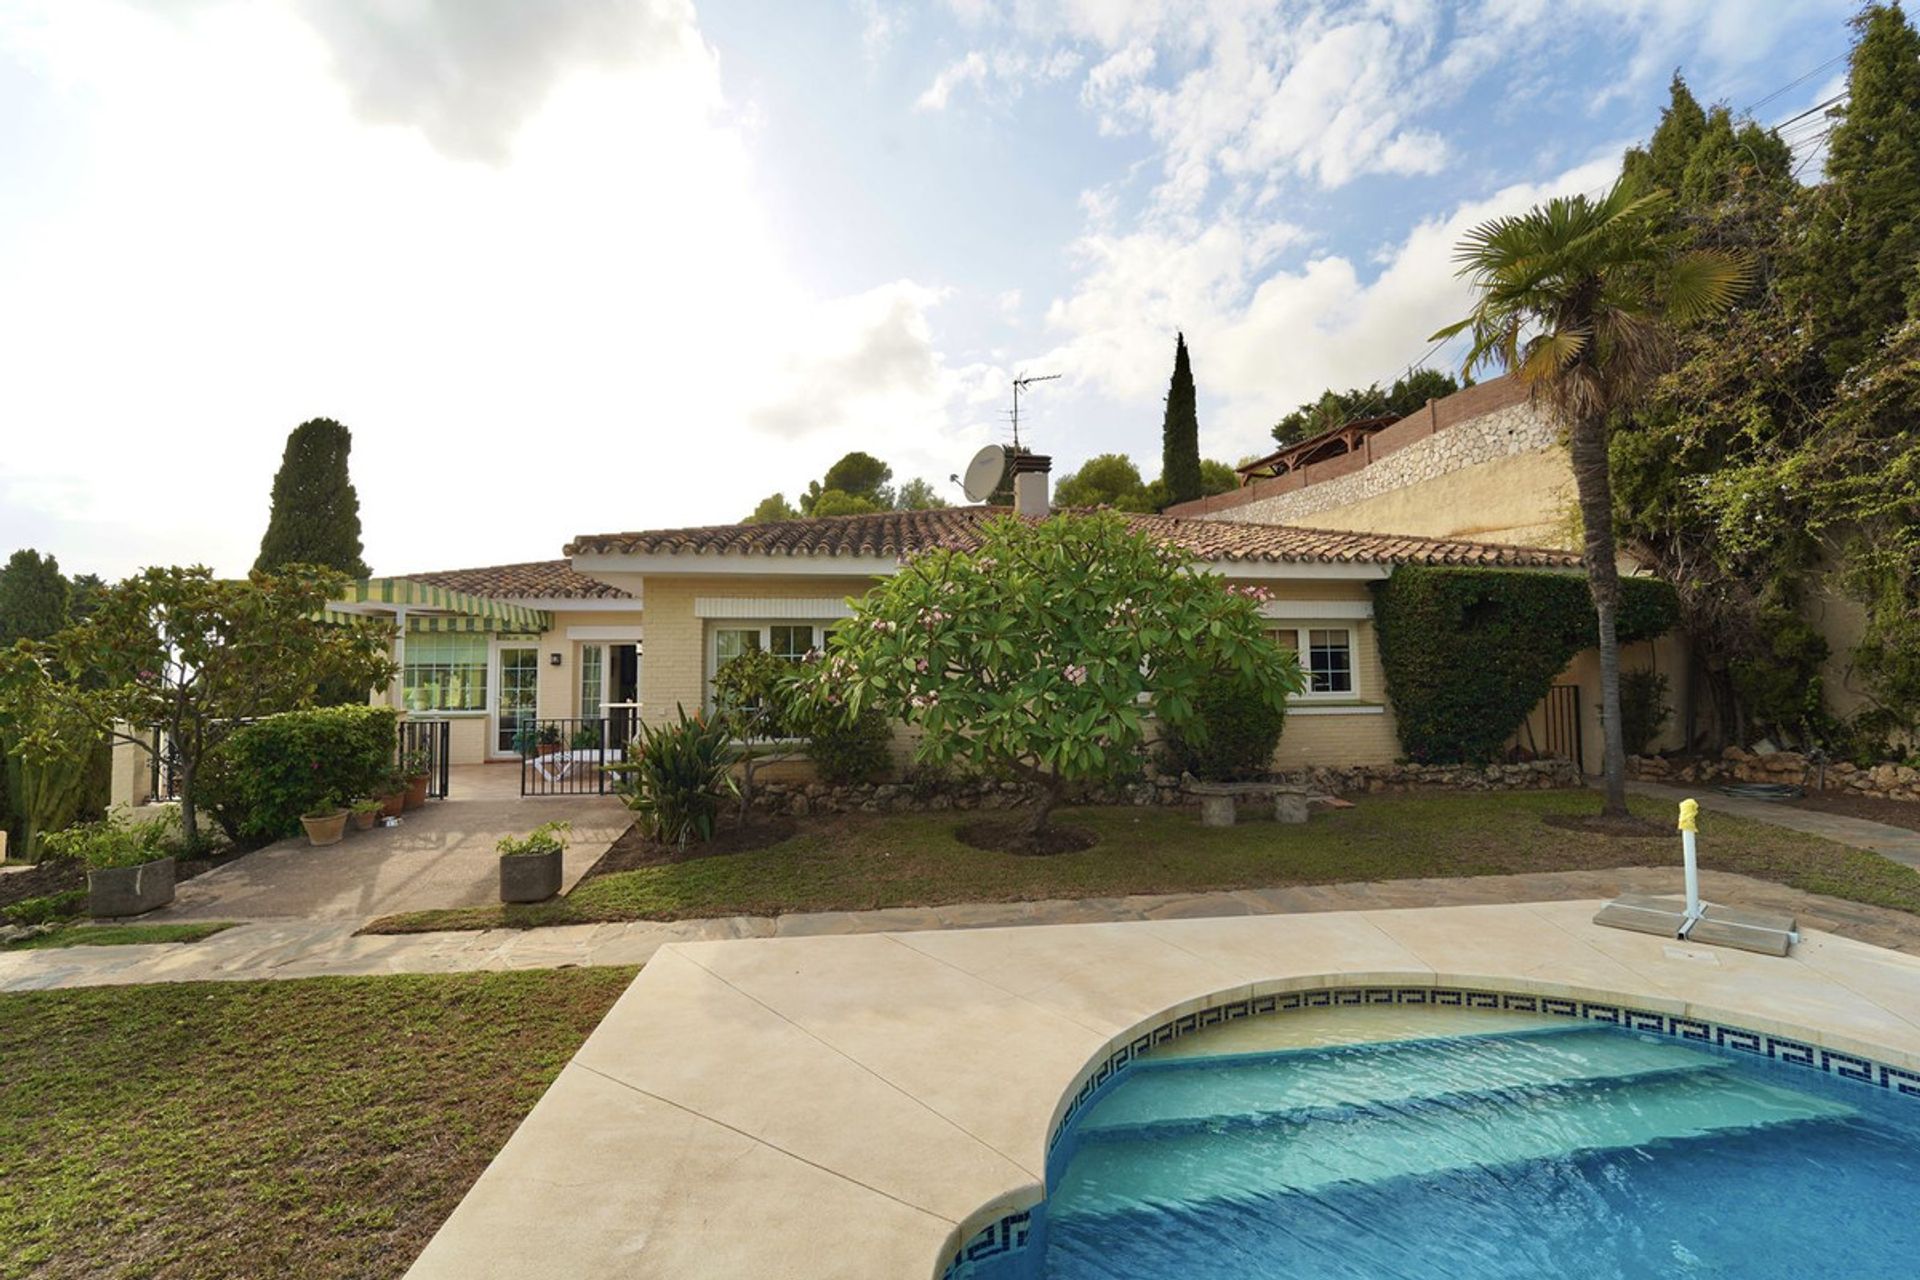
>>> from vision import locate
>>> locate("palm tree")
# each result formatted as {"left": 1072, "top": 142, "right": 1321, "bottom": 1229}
{"left": 1432, "top": 182, "right": 1747, "bottom": 818}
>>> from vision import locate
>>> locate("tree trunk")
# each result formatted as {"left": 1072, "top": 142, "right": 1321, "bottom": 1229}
{"left": 1023, "top": 775, "right": 1063, "bottom": 843}
{"left": 178, "top": 757, "right": 200, "bottom": 845}
{"left": 1569, "top": 411, "right": 1631, "bottom": 818}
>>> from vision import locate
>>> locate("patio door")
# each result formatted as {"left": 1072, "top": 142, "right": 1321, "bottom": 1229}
{"left": 495, "top": 644, "right": 540, "bottom": 756}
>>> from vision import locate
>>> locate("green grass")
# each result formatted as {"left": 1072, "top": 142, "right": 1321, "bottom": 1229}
{"left": 2, "top": 921, "right": 240, "bottom": 951}
{"left": 363, "top": 789, "right": 1920, "bottom": 933}
{"left": 0, "top": 967, "right": 636, "bottom": 1280}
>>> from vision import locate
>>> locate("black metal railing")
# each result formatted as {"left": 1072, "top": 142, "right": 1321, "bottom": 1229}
{"left": 400, "top": 718, "right": 452, "bottom": 799}
{"left": 518, "top": 717, "right": 643, "bottom": 796}
{"left": 148, "top": 727, "right": 183, "bottom": 802}
{"left": 1542, "top": 684, "right": 1584, "bottom": 772}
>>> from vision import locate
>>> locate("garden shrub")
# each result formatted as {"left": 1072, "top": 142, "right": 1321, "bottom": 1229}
{"left": 201, "top": 705, "right": 398, "bottom": 846}
{"left": 617, "top": 706, "right": 738, "bottom": 847}
{"left": 1619, "top": 669, "right": 1672, "bottom": 755}
{"left": 1372, "top": 567, "right": 1678, "bottom": 764}
{"left": 800, "top": 706, "right": 893, "bottom": 784}
{"left": 1156, "top": 668, "right": 1292, "bottom": 781}
{"left": 710, "top": 649, "right": 800, "bottom": 740}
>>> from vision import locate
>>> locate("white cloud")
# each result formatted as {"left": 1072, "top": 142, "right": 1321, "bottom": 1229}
{"left": 916, "top": 50, "right": 989, "bottom": 110}
{"left": 0, "top": 0, "right": 987, "bottom": 574}
{"left": 913, "top": 44, "right": 1082, "bottom": 111}
{"left": 1040, "top": 154, "right": 1623, "bottom": 461}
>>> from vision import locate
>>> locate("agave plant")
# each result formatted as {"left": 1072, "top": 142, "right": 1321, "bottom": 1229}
{"left": 615, "top": 705, "right": 739, "bottom": 848}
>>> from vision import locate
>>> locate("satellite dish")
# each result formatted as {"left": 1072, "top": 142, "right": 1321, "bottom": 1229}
{"left": 961, "top": 445, "right": 1006, "bottom": 503}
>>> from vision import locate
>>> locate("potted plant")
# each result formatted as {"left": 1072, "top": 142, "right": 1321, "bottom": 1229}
{"left": 349, "top": 797, "right": 383, "bottom": 831}
{"left": 497, "top": 820, "right": 570, "bottom": 903}
{"left": 377, "top": 768, "right": 409, "bottom": 819}
{"left": 44, "top": 816, "right": 177, "bottom": 918}
{"left": 537, "top": 724, "right": 563, "bottom": 757}
{"left": 570, "top": 722, "right": 605, "bottom": 752}
{"left": 401, "top": 748, "right": 432, "bottom": 810}
{"left": 301, "top": 798, "right": 350, "bottom": 847}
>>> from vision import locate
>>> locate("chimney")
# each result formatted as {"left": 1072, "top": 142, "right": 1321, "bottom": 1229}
{"left": 1012, "top": 453, "right": 1052, "bottom": 518}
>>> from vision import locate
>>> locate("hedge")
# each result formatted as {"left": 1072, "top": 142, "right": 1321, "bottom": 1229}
{"left": 1372, "top": 567, "right": 1678, "bottom": 764}
{"left": 203, "top": 705, "right": 399, "bottom": 846}
{"left": 1156, "top": 670, "right": 1290, "bottom": 781}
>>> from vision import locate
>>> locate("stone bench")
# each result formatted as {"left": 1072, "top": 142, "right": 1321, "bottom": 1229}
{"left": 1184, "top": 779, "right": 1316, "bottom": 826}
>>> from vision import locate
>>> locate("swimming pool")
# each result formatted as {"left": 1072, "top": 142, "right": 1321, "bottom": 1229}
{"left": 989, "top": 1004, "right": 1920, "bottom": 1278}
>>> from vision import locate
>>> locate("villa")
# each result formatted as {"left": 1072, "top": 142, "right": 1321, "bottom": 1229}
{"left": 315, "top": 445, "right": 1682, "bottom": 784}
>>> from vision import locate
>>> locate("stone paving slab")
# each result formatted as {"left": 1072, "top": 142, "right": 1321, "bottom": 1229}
{"left": 403, "top": 901, "right": 1920, "bottom": 1280}
{"left": 7, "top": 866, "right": 1919, "bottom": 993}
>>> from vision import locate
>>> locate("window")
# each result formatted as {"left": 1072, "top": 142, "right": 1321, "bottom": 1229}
{"left": 1306, "top": 628, "right": 1353, "bottom": 695}
{"left": 769, "top": 624, "right": 816, "bottom": 661}
{"left": 403, "top": 633, "right": 488, "bottom": 711}
{"left": 1266, "top": 626, "right": 1355, "bottom": 697}
{"left": 713, "top": 627, "right": 762, "bottom": 668}
{"left": 579, "top": 643, "right": 604, "bottom": 721}
{"left": 496, "top": 645, "right": 540, "bottom": 754}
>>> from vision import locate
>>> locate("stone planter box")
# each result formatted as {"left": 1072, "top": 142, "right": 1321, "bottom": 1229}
{"left": 88, "top": 856, "right": 176, "bottom": 918}
{"left": 500, "top": 851, "right": 563, "bottom": 903}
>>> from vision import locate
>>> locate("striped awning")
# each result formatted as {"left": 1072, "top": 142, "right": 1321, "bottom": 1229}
{"left": 328, "top": 578, "right": 553, "bottom": 634}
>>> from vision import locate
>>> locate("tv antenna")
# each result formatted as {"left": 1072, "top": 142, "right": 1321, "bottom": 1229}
{"left": 1008, "top": 372, "right": 1060, "bottom": 450}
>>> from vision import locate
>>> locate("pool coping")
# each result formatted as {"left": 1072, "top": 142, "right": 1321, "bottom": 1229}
{"left": 402, "top": 899, "right": 1920, "bottom": 1280}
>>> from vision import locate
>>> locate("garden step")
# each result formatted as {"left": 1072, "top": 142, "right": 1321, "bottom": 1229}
{"left": 1074, "top": 1027, "right": 1716, "bottom": 1138}
{"left": 1052, "top": 1060, "right": 1853, "bottom": 1221}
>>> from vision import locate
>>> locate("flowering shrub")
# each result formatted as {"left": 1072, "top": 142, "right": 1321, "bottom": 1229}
{"left": 795, "top": 512, "right": 1292, "bottom": 843}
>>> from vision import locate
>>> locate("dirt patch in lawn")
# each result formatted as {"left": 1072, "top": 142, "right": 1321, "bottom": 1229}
{"left": 581, "top": 817, "right": 800, "bottom": 879}
{"left": 0, "top": 857, "right": 84, "bottom": 912}
{"left": 1789, "top": 791, "right": 1920, "bottom": 832}
{"left": 1541, "top": 813, "right": 1673, "bottom": 839}
{"left": 955, "top": 818, "right": 1099, "bottom": 856}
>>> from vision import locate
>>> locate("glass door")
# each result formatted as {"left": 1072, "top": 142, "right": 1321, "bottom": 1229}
{"left": 496, "top": 645, "right": 540, "bottom": 755}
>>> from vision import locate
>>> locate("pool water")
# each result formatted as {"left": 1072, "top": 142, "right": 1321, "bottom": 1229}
{"left": 1039, "top": 1014, "right": 1920, "bottom": 1278}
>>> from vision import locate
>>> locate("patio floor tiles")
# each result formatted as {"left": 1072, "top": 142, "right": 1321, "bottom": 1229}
{"left": 567, "top": 945, "right": 1035, "bottom": 1223}
{"left": 405, "top": 1063, "right": 947, "bottom": 1280}
{"left": 665, "top": 932, "right": 1118, "bottom": 1174}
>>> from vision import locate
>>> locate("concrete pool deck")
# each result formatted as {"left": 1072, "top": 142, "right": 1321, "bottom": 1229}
{"left": 403, "top": 900, "right": 1920, "bottom": 1280}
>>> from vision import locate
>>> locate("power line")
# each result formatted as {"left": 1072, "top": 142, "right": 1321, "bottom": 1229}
{"left": 1742, "top": 52, "right": 1848, "bottom": 114}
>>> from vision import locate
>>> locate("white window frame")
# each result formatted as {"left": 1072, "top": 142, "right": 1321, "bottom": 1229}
{"left": 704, "top": 620, "right": 837, "bottom": 738}
{"left": 1268, "top": 623, "right": 1359, "bottom": 701}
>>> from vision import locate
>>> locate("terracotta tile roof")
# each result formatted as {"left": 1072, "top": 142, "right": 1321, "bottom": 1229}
{"left": 565, "top": 507, "right": 1581, "bottom": 569}
{"left": 401, "top": 560, "right": 634, "bottom": 600}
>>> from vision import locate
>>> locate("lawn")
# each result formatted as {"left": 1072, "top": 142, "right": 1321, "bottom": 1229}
{"left": 0, "top": 967, "right": 636, "bottom": 1280}
{"left": 1, "top": 921, "right": 237, "bottom": 951}
{"left": 363, "top": 789, "right": 1920, "bottom": 934}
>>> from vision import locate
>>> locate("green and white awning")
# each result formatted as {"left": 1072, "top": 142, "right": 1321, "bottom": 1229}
{"left": 326, "top": 578, "right": 553, "bottom": 634}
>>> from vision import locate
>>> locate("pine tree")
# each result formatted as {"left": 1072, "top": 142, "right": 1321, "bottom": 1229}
{"left": 255, "top": 419, "right": 371, "bottom": 578}
{"left": 0, "top": 549, "right": 70, "bottom": 646}
{"left": 1786, "top": 3, "right": 1920, "bottom": 374}
{"left": 1160, "top": 332, "right": 1202, "bottom": 507}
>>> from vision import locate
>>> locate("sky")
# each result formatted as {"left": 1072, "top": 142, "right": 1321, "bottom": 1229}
{"left": 0, "top": 0, "right": 1860, "bottom": 580}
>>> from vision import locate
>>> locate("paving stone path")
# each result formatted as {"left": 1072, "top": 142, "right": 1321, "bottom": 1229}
{"left": 6, "top": 785, "right": 1916, "bottom": 992}
{"left": 6, "top": 863, "right": 1919, "bottom": 993}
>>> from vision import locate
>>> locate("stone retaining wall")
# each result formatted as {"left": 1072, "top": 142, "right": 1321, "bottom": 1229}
{"left": 1630, "top": 749, "right": 1920, "bottom": 802}
{"left": 745, "top": 759, "right": 1581, "bottom": 816}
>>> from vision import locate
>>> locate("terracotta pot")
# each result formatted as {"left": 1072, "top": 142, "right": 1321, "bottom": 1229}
{"left": 404, "top": 774, "right": 429, "bottom": 810}
{"left": 301, "top": 810, "right": 350, "bottom": 847}
{"left": 351, "top": 809, "right": 378, "bottom": 831}
{"left": 537, "top": 742, "right": 561, "bottom": 757}
{"left": 379, "top": 790, "right": 407, "bottom": 819}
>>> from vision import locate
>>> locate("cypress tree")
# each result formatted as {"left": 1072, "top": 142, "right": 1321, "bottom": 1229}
{"left": 255, "top": 418, "right": 372, "bottom": 578}
{"left": 1160, "top": 332, "right": 1202, "bottom": 507}
{"left": 1786, "top": 3, "right": 1920, "bottom": 374}
{"left": 1623, "top": 74, "right": 1709, "bottom": 196}
{"left": 0, "top": 549, "right": 71, "bottom": 646}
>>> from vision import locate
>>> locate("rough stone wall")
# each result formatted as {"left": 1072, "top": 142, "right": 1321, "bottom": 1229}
{"left": 1630, "top": 749, "right": 1920, "bottom": 802}
{"left": 744, "top": 759, "right": 1581, "bottom": 816}
{"left": 1212, "top": 400, "right": 1562, "bottom": 529}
